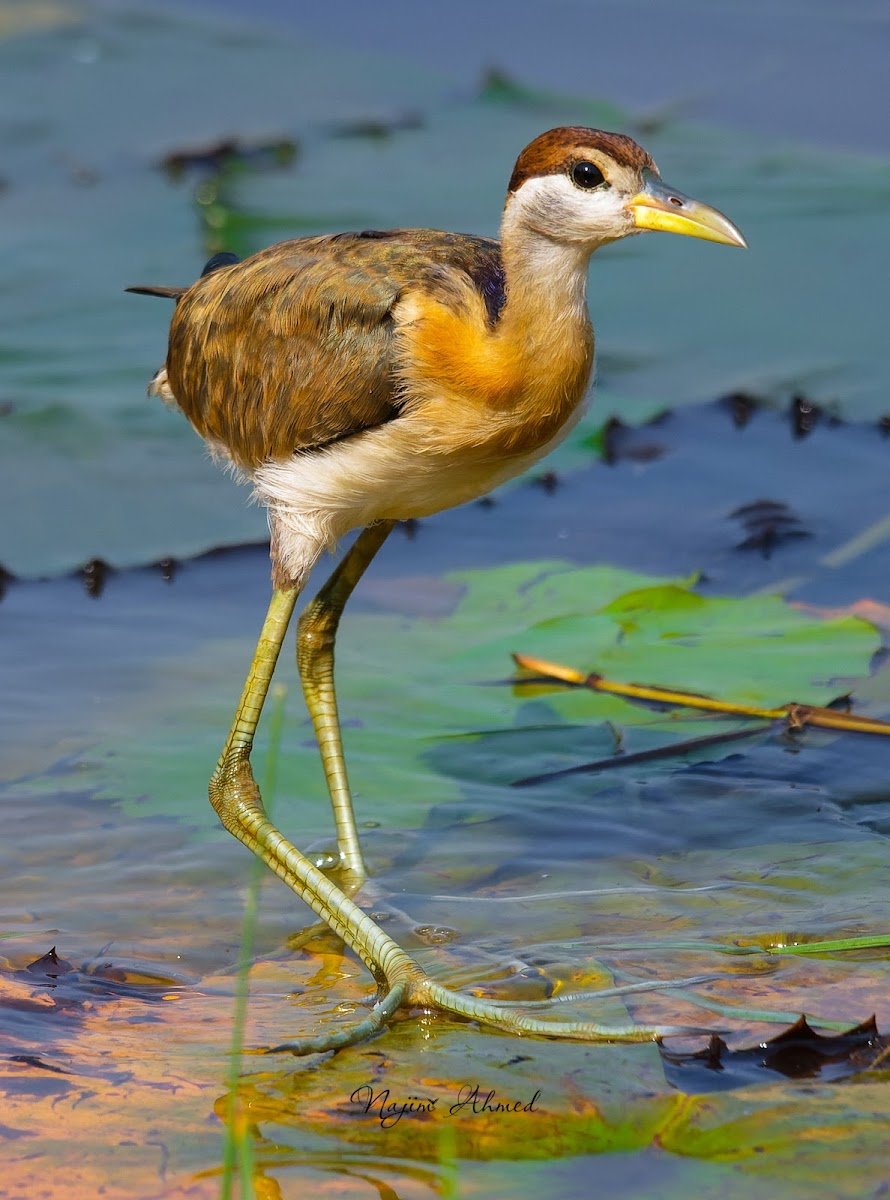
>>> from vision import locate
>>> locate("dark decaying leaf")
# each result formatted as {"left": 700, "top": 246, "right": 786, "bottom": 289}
{"left": 730, "top": 499, "right": 812, "bottom": 559}
{"left": 9, "top": 946, "right": 185, "bottom": 1005}
{"left": 18, "top": 946, "right": 75, "bottom": 982}
{"left": 660, "top": 1015, "right": 887, "bottom": 1092}
{"left": 160, "top": 135, "right": 298, "bottom": 179}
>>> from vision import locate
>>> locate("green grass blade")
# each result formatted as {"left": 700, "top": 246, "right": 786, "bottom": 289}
{"left": 220, "top": 684, "right": 287, "bottom": 1200}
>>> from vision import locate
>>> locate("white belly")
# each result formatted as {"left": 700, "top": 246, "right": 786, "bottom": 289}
{"left": 251, "top": 400, "right": 586, "bottom": 585}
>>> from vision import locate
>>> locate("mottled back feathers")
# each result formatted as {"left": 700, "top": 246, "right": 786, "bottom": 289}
{"left": 163, "top": 230, "right": 505, "bottom": 469}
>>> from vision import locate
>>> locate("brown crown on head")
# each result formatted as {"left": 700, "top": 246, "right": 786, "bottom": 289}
{"left": 507, "top": 127, "right": 657, "bottom": 194}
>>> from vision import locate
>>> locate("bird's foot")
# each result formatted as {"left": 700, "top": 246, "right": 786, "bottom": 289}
{"left": 264, "top": 931, "right": 712, "bottom": 1057}
{"left": 212, "top": 762, "right": 713, "bottom": 1056}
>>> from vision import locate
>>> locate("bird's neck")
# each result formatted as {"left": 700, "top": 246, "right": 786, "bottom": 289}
{"left": 497, "top": 210, "right": 594, "bottom": 341}
{"left": 487, "top": 210, "right": 596, "bottom": 438}
{"left": 392, "top": 212, "right": 598, "bottom": 460}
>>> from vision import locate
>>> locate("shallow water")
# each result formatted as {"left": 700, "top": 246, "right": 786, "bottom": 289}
{"left": 2, "top": 2, "right": 890, "bottom": 1197}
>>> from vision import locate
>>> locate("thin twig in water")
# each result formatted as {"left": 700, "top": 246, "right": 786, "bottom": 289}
{"left": 512, "top": 652, "right": 890, "bottom": 736}
{"left": 513, "top": 725, "right": 764, "bottom": 788}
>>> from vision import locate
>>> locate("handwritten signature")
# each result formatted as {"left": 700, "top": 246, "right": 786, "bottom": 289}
{"left": 350, "top": 1084, "right": 542, "bottom": 1128}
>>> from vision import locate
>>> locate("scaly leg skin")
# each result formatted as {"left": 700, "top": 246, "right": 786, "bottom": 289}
{"left": 209, "top": 526, "right": 708, "bottom": 1055}
{"left": 296, "top": 521, "right": 395, "bottom": 889}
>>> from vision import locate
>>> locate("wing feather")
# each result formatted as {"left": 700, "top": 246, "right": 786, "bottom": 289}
{"left": 161, "top": 231, "right": 504, "bottom": 470}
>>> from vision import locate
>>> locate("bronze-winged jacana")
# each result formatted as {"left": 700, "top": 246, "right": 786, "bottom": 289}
{"left": 130, "top": 126, "right": 745, "bottom": 1053}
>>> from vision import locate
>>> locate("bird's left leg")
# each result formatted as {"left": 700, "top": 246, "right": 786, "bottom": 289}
{"left": 296, "top": 520, "right": 395, "bottom": 888}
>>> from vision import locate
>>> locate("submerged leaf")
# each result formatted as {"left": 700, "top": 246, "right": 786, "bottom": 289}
{"left": 660, "top": 1015, "right": 887, "bottom": 1092}
{"left": 20, "top": 947, "right": 75, "bottom": 982}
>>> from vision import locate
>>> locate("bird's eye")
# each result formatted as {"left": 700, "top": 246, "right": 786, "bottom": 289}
{"left": 571, "top": 161, "right": 606, "bottom": 190}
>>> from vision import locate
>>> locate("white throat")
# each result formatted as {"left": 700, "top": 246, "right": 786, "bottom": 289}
{"left": 499, "top": 192, "right": 594, "bottom": 325}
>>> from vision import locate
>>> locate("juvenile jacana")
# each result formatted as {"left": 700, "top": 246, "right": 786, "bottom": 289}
{"left": 130, "top": 127, "right": 745, "bottom": 1053}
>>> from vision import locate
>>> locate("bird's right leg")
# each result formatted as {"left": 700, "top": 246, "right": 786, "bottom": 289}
{"left": 207, "top": 577, "right": 425, "bottom": 1044}
{"left": 209, "top": 584, "right": 298, "bottom": 855}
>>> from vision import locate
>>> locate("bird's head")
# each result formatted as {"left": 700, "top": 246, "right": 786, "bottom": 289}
{"left": 504, "top": 126, "right": 745, "bottom": 252}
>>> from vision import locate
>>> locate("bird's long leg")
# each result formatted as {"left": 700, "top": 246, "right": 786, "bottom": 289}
{"left": 209, "top": 537, "right": 708, "bottom": 1054}
{"left": 296, "top": 521, "right": 395, "bottom": 886}
{"left": 207, "top": 572, "right": 424, "bottom": 1037}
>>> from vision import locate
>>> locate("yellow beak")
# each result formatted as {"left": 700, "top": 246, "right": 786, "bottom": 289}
{"left": 629, "top": 169, "right": 747, "bottom": 248}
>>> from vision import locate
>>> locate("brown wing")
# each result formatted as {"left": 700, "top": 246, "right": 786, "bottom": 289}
{"left": 160, "top": 230, "right": 504, "bottom": 470}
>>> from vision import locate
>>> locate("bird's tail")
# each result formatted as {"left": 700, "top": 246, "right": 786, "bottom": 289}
{"left": 127, "top": 252, "right": 241, "bottom": 404}
{"left": 146, "top": 365, "right": 176, "bottom": 405}
{"left": 125, "top": 284, "right": 189, "bottom": 300}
